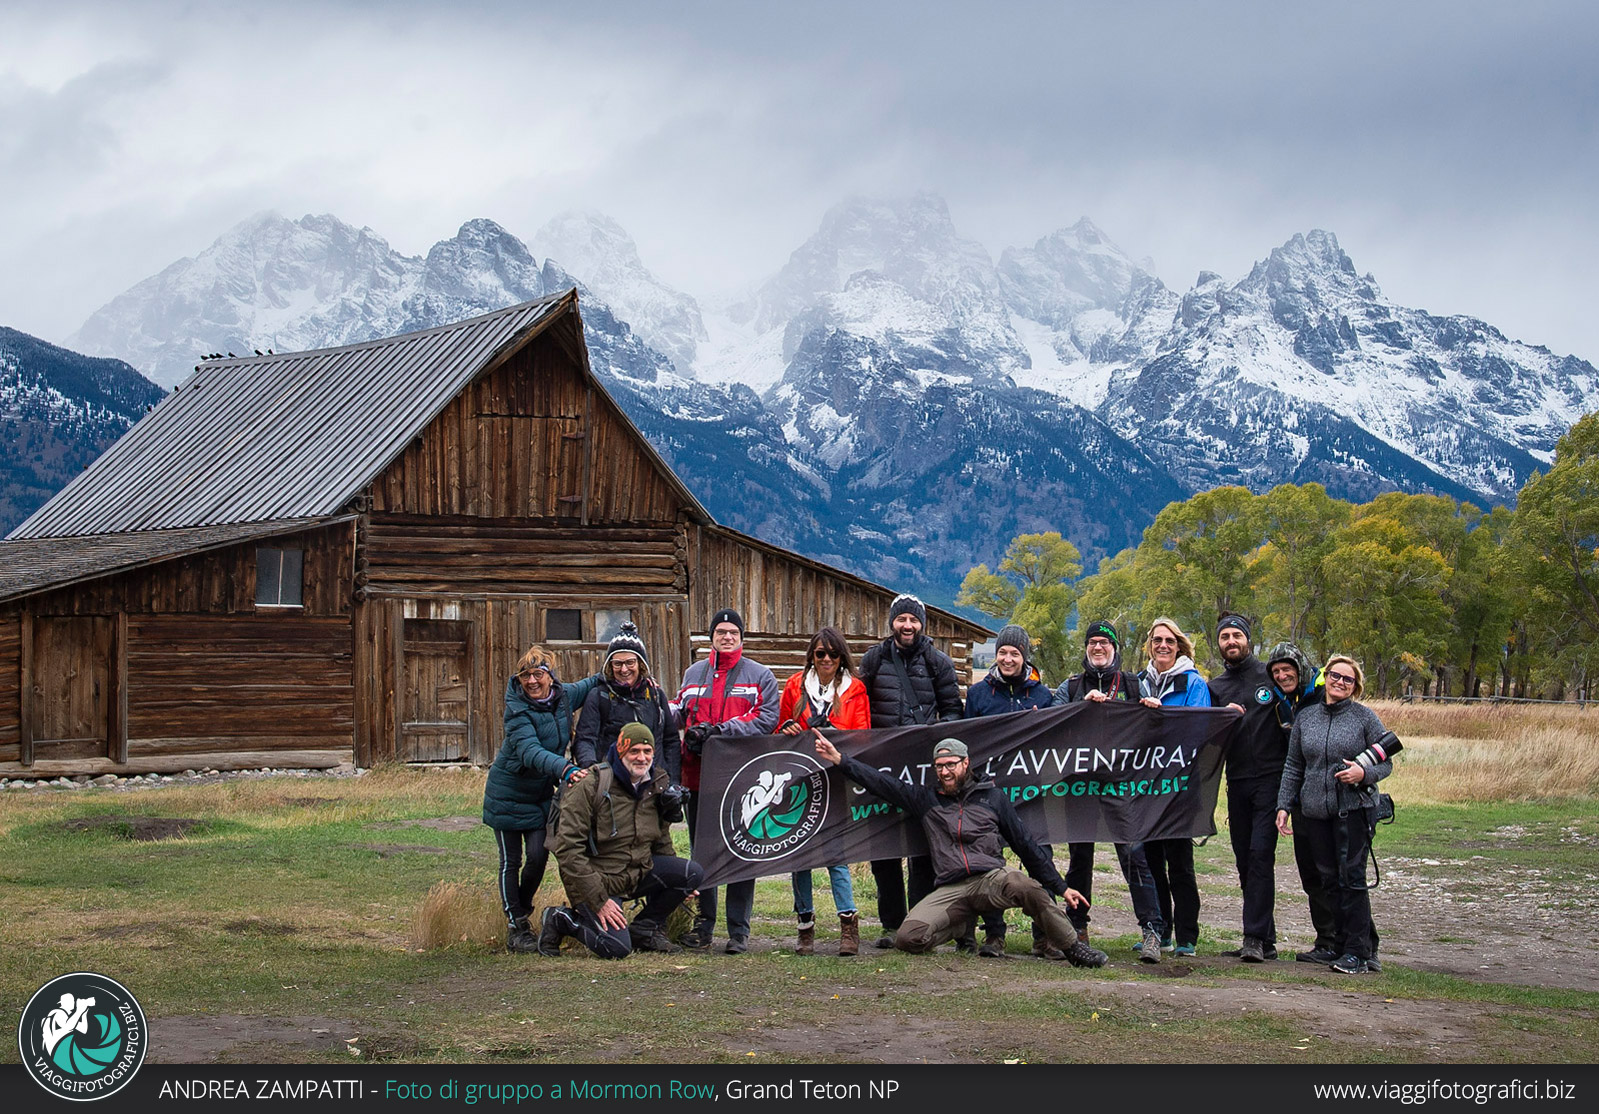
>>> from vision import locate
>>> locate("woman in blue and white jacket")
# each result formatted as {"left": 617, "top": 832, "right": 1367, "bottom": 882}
{"left": 1136, "top": 617, "right": 1211, "bottom": 955}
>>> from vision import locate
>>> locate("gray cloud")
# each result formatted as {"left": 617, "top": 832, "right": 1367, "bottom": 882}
{"left": 1, "top": 0, "right": 1595, "bottom": 361}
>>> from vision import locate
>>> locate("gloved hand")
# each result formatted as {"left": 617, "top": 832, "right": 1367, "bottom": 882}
{"left": 683, "top": 722, "right": 722, "bottom": 755}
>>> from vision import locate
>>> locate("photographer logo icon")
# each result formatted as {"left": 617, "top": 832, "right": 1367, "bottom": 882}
{"left": 18, "top": 973, "right": 146, "bottom": 1101}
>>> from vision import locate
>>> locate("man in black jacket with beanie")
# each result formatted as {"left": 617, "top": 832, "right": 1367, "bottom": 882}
{"left": 856, "top": 594, "right": 962, "bottom": 947}
{"left": 1208, "top": 614, "right": 1283, "bottom": 962}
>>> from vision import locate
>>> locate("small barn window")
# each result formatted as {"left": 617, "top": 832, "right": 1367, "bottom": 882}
{"left": 545, "top": 609, "right": 582, "bottom": 642}
{"left": 256, "top": 547, "right": 304, "bottom": 607}
{"left": 594, "top": 609, "right": 633, "bottom": 644}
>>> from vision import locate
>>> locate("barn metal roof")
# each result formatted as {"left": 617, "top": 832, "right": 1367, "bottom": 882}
{"left": 0, "top": 518, "right": 350, "bottom": 604}
{"left": 10, "top": 291, "right": 577, "bottom": 539}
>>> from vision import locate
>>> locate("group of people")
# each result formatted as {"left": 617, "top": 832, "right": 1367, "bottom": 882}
{"left": 481, "top": 594, "right": 1394, "bottom": 977}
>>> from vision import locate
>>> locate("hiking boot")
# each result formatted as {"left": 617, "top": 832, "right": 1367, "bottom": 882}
{"left": 1059, "top": 938, "right": 1108, "bottom": 968}
{"left": 1262, "top": 942, "right": 1279, "bottom": 960}
{"left": 1239, "top": 936, "right": 1266, "bottom": 963}
{"left": 955, "top": 932, "right": 976, "bottom": 954}
{"left": 1295, "top": 945, "right": 1339, "bottom": 965}
{"left": 1330, "top": 953, "right": 1371, "bottom": 974}
{"left": 796, "top": 917, "right": 815, "bottom": 956}
{"left": 1031, "top": 937, "right": 1066, "bottom": 960}
{"left": 679, "top": 921, "right": 714, "bottom": 950}
{"left": 629, "top": 922, "right": 681, "bottom": 954}
{"left": 1139, "top": 927, "right": 1163, "bottom": 964}
{"left": 838, "top": 912, "right": 860, "bottom": 957}
{"left": 507, "top": 915, "right": 539, "bottom": 953}
{"left": 537, "top": 907, "right": 573, "bottom": 957}
{"left": 1366, "top": 955, "right": 1382, "bottom": 973}
{"left": 978, "top": 930, "right": 1007, "bottom": 958}
{"left": 875, "top": 933, "right": 897, "bottom": 949}
{"left": 724, "top": 934, "right": 749, "bottom": 955}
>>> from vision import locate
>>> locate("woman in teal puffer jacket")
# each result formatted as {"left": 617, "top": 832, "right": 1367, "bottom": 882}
{"left": 483, "top": 645, "right": 601, "bottom": 952}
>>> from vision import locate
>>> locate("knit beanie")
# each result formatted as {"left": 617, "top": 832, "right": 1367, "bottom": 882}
{"left": 605, "top": 621, "right": 650, "bottom": 674}
{"left": 995, "top": 624, "right": 1032, "bottom": 662}
{"left": 1217, "top": 613, "right": 1251, "bottom": 640}
{"left": 710, "top": 608, "right": 744, "bottom": 635}
{"left": 1082, "top": 619, "right": 1119, "bottom": 647}
{"left": 888, "top": 593, "right": 927, "bottom": 628}
{"left": 616, "top": 722, "right": 656, "bottom": 756}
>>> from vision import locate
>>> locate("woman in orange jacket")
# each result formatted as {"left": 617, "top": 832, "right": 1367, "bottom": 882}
{"left": 778, "top": 627, "right": 870, "bottom": 955}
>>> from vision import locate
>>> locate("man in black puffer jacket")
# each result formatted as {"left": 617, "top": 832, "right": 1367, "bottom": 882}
{"left": 573, "top": 622, "right": 681, "bottom": 787}
{"left": 812, "top": 734, "right": 1101, "bottom": 965}
{"left": 1208, "top": 614, "right": 1285, "bottom": 963}
{"left": 856, "top": 594, "right": 963, "bottom": 947}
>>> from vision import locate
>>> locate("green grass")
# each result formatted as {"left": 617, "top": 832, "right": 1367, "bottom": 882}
{"left": 2, "top": 770, "right": 1596, "bottom": 1064}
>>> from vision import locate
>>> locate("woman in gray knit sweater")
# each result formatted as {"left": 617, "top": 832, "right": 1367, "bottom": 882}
{"left": 1274, "top": 655, "right": 1393, "bottom": 974}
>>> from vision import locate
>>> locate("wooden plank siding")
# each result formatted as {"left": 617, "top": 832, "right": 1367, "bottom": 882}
{"left": 0, "top": 613, "right": 18, "bottom": 761}
{"left": 369, "top": 326, "right": 680, "bottom": 525}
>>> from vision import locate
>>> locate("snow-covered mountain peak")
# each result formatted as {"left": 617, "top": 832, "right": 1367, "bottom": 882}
{"left": 532, "top": 210, "right": 705, "bottom": 373}
{"left": 998, "top": 216, "right": 1155, "bottom": 330}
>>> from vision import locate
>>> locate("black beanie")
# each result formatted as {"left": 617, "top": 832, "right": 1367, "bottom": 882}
{"left": 995, "top": 625, "right": 1031, "bottom": 662}
{"left": 1083, "top": 619, "right": 1119, "bottom": 648}
{"left": 888, "top": 593, "right": 927, "bottom": 628}
{"left": 1217, "top": 613, "right": 1251, "bottom": 640}
{"left": 605, "top": 621, "right": 649, "bottom": 674}
{"left": 710, "top": 608, "right": 744, "bottom": 635}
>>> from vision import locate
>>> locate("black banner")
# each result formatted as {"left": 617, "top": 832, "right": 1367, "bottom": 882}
{"left": 695, "top": 701, "right": 1238, "bottom": 887}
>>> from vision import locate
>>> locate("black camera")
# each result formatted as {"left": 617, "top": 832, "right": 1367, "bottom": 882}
{"left": 1353, "top": 731, "right": 1402, "bottom": 770}
{"left": 657, "top": 782, "right": 687, "bottom": 824}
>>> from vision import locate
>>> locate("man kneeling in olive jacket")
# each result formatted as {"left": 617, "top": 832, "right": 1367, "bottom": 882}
{"left": 541, "top": 723, "right": 702, "bottom": 958}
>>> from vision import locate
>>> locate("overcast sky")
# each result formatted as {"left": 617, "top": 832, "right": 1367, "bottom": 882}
{"left": 3, "top": 0, "right": 1596, "bottom": 360}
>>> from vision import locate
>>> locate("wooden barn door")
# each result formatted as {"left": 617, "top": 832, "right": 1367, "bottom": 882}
{"left": 30, "top": 616, "right": 114, "bottom": 758}
{"left": 399, "top": 618, "right": 472, "bottom": 762}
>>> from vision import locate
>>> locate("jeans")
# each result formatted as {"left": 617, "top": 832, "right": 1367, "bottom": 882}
{"left": 567, "top": 855, "right": 705, "bottom": 959}
{"left": 1064, "top": 840, "right": 1165, "bottom": 936}
{"left": 792, "top": 865, "right": 856, "bottom": 917}
{"left": 492, "top": 827, "right": 548, "bottom": 924}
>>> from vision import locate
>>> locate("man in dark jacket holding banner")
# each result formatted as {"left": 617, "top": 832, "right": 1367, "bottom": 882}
{"left": 856, "top": 594, "right": 963, "bottom": 947}
{"left": 1208, "top": 614, "right": 1283, "bottom": 963}
{"left": 812, "top": 732, "right": 1102, "bottom": 965}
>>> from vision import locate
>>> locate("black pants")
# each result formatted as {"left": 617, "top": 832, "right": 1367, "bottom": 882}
{"left": 1292, "top": 809, "right": 1338, "bottom": 951}
{"left": 493, "top": 827, "right": 548, "bottom": 924}
{"left": 568, "top": 855, "right": 705, "bottom": 959}
{"left": 1145, "top": 838, "right": 1200, "bottom": 947}
{"left": 1064, "top": 840, "right": 1165, "bottom": 935}
{"left": 1228, "top": 778, "right": 1280, "bottom": 943}
{"left": 871, "top": 856, "right": 935, "bottom": 932}
{"left": 1295, "top": 811, "right": 1376, "bottom": 959}
{"left": 685, "top": 790, "right": 754, "bottom": 938}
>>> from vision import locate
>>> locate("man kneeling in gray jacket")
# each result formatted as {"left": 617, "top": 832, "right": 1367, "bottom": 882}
{"left": 811, "top": 732, "right": 1106, "bottom": 966}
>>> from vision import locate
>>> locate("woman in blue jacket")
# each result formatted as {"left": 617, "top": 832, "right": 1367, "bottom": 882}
{"left": 482, "top": 645, "right": 601, "bottom": 952}
{"left": 1137, "top": 618, "right": 1211, "bottom": 955}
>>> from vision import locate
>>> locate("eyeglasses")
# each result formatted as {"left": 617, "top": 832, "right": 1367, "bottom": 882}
{"left": 1326, "top": 671, "right": 1357, "bottom": 686}
{"left": 812, "top": 648, "right": 840, "bottom": 660}
{"left": 1086, "top": 638, "right": 1114, "bottom": 649}
{"left": 933, "top": 759, "right": 965, "bottom": 771}
{"left": 1149, "top": 636, "right": 1178, "bottom": 647}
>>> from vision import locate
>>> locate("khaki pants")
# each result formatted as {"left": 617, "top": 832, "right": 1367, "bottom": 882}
{"left": 895, "top": 868, "right": 1077, "bottom": 954}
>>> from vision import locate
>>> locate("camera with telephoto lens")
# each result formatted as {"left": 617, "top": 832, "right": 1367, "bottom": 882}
{"left": 657, "top": 782, "right": 686, "bottom": 824}
{"left": 1353, "top": 731, "right": 1402, "bottom": 770}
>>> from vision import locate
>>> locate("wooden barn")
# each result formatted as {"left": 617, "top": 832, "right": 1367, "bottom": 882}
{"left": 0, "top": 291, "right": 990, "bottom": 777}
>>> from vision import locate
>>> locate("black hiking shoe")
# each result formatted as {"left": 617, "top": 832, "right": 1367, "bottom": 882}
{"left": 1059, "top": 938, "right": 1109, "bottom": 968}
{"left": 1296, "top": 945, "right": 1339, "bottom": 965}
{"left": 507, "top": 915, "right": 539, "bottom": 953}
{"left": 875, "top": 933, "right": 897, "bottom": 949}
{"left": 679, "top": 921, "right": 714, "bottom": 950}
{"left": 629, "top": 922, "right": 681, "bottom": 954}
{"left": 1239, "top": 936, "right": 1266, "bottom": 963}
{"left": 537, "top": 907, "right": 573, "bottom": 957}
{"left": 978, "top": 931, "right": 1007, "bottom": 958}
{"left": 724, "top": 934, "right": 749, "bottom": 955}
{"left": 1330, "top": 952, "right": 1371, "bottom": 974}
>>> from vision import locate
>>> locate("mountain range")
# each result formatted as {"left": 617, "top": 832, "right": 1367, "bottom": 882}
{"left": 12, "top": 195, "right": 1596, "bottom": 605}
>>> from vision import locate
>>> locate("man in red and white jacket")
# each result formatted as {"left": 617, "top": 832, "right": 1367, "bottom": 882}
{"left": 674, "top": 607, "right": 779, "bottom": 953}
